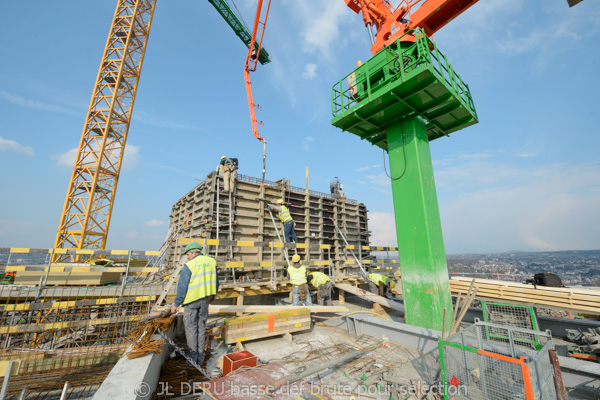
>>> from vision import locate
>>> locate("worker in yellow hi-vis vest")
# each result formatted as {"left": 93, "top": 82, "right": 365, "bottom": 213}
{"left": 368, "top": 273, "right": 396, "bottom": 297}
{"left": 171, "top": 242, "right": 219, "bottom": 365}
{"left": 307, "top": 271, "right": 332, "bottom": 306}
{"left": 267, "top": 199, "right": 298, "bottom": 243}
{"left": 285, "top": 254, "right": 312, "bottom": 306}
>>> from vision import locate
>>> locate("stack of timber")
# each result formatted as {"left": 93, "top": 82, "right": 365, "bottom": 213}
{"left": 450, "top": 277, "right": 600, "bottom": 315}
{"left": 223, "top": 308, "right": 312, "bottom": 344}
{"left": 14, "top": 271, "right": 121, "bottom": 285}
{"left": 167, "top": 172, "right": 370, "bottom": 267}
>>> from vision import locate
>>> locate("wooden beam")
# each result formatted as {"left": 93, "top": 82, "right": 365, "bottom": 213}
{"left": 334, "top": 283, "right": 404, "bottom": 312}
{"left": 208, "top": 305, "right": 348, "bottom": 314}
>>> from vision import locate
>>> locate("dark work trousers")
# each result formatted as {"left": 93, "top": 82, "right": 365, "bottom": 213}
{"left": 183, "top": 297, "right": 210, "bottom": 364}
{"left": 368, "top": 282, "right": 387, "bottom": 297}
{"left": 317, "top": 281, "right": 333, "bottom": 306}
{"left": 283, "top": 220, "right": 298, "bottom": 243}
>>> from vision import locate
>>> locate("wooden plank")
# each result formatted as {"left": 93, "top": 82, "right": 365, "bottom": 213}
{"left": 334, "top": 283, "right": 404, "bottom": 312}
{"left": 451, "top": 277, "right": 600, "bottom": 298}
{"left": 226, "top": 320, "right": 311, "bottom": 344}
{"left": 0, "top": 360, "right": 20, "bottom": 377}
{"left": 226, "top": 317, "right": 311, "bottom": 339}
{"left": 449, "top": 282, "right": 600, "bottom": 307}
{"left": 450, "top": 286, "right": 598, "bottom": 309}
{"left": 225, "top": 308, "right": 309, "bottom": 326}
{"left": 450, "top": 280, "right": 600, "bottom": 303}
{"left": 208, "top": 305, "right": 348, "bottom": 314}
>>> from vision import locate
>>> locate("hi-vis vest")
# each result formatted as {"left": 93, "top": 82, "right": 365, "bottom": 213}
{"left": 183, "top": 255, "right": 217, "bottom": 305}
{"left": 278, "top": 205, "right": 293, "bottom": 223}
{"left": 309, "top": 271, "right": 330, "bottom": 287}
{"left": 368, "top": 273, "right": 389, "bottom": 286}
{"left": 288, "top": 264, "right": 307, "bottom": 285}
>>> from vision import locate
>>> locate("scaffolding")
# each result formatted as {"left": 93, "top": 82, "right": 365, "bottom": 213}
{"left": 166, "top": 171, "right": 371, "bottom": 275}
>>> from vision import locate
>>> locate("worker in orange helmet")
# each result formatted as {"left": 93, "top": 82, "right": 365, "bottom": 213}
{"left": 218, "top": 155, "right": 238, "bottom": 192}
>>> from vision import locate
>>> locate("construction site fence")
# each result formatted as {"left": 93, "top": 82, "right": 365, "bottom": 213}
{"left": 1, "top": 244, "right": 400, "bottom": 288}
{"left": 439, "top": 320, "right": 556, "bottom": 400}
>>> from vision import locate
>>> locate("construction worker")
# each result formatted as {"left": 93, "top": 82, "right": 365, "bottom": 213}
{"left": 368, "top": 273, "right": 396, "bottom": 297}
{"left": 218, "top": 156, "right": 238, "bottom": 192}
{"left": 171, "top": 242, "right": 219, "bottom": 366}
{"left": 286, "top": 254, "right": 312, "bottom": 306}
{"left": 307, "top": 271, "right": 332, "bottom": 306}
{"left": 267, "top": 199, "right": 298, "bottom": 243}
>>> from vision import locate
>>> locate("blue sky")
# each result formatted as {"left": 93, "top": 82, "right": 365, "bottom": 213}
{"left": 1, "top": 0, "right": 599, "bottom": 254}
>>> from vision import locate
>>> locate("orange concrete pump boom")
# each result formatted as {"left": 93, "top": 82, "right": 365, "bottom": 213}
{"left": 345, "top": 0, "right": 480, "bottom": 54}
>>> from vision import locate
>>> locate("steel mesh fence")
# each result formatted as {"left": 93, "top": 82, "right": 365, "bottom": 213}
{"left": 439, "top": 320, "right": 557, "bottom": 400}
{"left": 482, "top": 302, "right": 541, "bottom": 350}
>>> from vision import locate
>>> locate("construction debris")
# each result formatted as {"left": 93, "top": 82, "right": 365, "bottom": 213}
{"left": 126, "top": 310, "right": 176, "bottom": 359}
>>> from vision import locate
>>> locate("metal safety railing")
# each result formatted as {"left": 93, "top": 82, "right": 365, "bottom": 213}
{"left": 236, "top": 173, "right": 358, "bottom": 204}
{"left": 331, "top": 28, "right": 477, "bottom": 120}
{"left": 439, "top": 320, "right": 557, "bottom": 400}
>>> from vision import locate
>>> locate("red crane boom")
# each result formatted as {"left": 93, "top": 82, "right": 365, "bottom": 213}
{"left": 345, "top": 0, "right": 479, "bottom": 54}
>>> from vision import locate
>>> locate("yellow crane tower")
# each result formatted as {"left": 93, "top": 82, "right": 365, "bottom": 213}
{"left": 53, "top": 0, "right": 157, "bottom": 261}
{"left": 53, "top": 0, "right": 269, "bottom": 261}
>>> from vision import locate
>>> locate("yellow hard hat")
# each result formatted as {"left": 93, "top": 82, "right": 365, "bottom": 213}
{"left": 292, "top": 254, "right": 300, "bottom": 263}
{"left": 220, "top": 156, "right": 226, "bottom": 159}
{"left": 276, "top": 199, "right": 284, "bottom": 204}
{"left": 390, "top": 280, "right": 396, "bottom": 289}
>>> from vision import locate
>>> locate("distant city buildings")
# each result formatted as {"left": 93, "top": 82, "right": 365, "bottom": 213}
{"left": 447, "top": 250, "right": 600, "bottom": 288}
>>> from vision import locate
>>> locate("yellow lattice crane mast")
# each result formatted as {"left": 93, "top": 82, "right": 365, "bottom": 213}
{"left": 54, "top": 0, "right": 157, "bottom": 261}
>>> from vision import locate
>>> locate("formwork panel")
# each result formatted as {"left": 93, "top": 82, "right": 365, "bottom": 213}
{"left": 166, "top": 172, "right": 371, "bottom": 279}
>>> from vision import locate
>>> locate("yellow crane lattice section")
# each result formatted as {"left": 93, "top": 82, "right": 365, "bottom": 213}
{"left": 54, "top": 0, "right": 157, "bottom": 261}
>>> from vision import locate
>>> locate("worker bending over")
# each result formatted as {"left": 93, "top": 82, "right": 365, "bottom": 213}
{"left": 218, "top": 156, "right": 238, "bottom": 192}
{"left": 368, "top": 273, "right": 396, "bottom": 297}
{"left": 307, "top": 271, "right": 332, "bottom": 306}
{"left": 267, "top": 199, "right": 298, "bottom": 243}
{"left": 286, "top": 254, "right": 312, "bottom": 306}
{"left": 171, "top": 242, "right": 219, "bottom": 366}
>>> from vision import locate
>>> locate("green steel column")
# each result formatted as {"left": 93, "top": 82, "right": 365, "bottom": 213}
{"left": 387, "top": 116, "right": 453, "bottom": 331}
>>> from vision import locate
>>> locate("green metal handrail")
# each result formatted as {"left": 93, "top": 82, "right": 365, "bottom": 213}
{"left": 331, "top": 28, "right": 476, "bottom": 120}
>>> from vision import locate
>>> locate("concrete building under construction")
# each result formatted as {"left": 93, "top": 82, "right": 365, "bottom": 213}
{"left": 166, "top": 171, "right": 371, "bottom": 278}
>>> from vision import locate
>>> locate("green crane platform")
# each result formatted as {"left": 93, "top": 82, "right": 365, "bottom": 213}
{"left": 331, "top": 29, "right": 478, "bottom": 331}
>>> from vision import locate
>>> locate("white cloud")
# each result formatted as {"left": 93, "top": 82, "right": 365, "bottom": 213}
{"left": 355, "top": 164, "right": 381, "bottom": 172}
{"left": 303, "top": 136, "right": 314, "bottom": 151}
{"left": 517, "top": 152, "right": 536, "bottom": 158}
{"left": 365, "top": 173, "right": 391, "bottom": 189}
{"left": 123, "top": 144, "right": 140, "bottom": 170}
{"left": 126, "top": 231, "right": 139, "bottom": 239}
{"left": 0, "top": 137, "right": 34, "bottom": 156}
{"left": 53, "top": 143, "right": 140, "bottom": 169}
{"left": 0, "top": 91, "right": 78, "bottom": 116}
{"left": 302, "top": 63, "right": 318, "bottom": 79}
{"left": 144, "top": 219, "right": 167, "bottom": 227}
{"left": 133, "top": 110, "right": 200, "bottom": 130}
{"left": 299, "top": 1, "right": 351, "bottom": 58}
{"left": 369, "top": 211, "right": 397, "bottom": 247}
{"left": 438, "top": 161, "right": 600, "bottom": 253}
{"left": 53, "top": 148, "right": 78, "bottom": 166}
